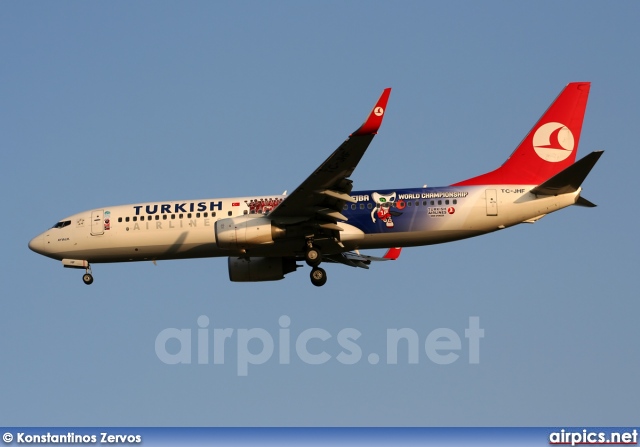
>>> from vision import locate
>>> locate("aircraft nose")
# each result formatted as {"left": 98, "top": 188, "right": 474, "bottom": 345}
{"left": 28, "top": 234, "right": 44, "bottom": 255}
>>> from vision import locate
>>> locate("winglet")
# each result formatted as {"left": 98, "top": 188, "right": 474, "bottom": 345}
{"left": 383, "top": 247, "right": 402, "bottom": 260}
{"left": 351, "top": 88, "right": 392, "bottom": 136}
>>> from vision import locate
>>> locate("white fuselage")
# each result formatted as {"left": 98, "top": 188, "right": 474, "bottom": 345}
{"left": 28, "top": 186, "right": 580, "bottom": 265}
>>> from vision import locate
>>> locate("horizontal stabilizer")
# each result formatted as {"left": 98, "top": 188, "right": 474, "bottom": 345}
{"left": 530, "top": 151, "right": 603, "bottom": 196}
{"left": 575, "top": 196, "right": 597, "bottom": 208}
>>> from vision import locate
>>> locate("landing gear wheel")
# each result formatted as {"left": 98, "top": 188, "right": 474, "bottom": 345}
{"left": 82, "top": 273, "right": 94, "bottom": 285}
{"left": 305, "top": 247, "right": 322, "bottom": 267}
{"left": 310, "top": 267, "right": 327, "bottom": 287}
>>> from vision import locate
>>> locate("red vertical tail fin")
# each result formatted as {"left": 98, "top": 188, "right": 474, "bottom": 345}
{"left": 453, "top": 82, "right": 591, "bottom": 186}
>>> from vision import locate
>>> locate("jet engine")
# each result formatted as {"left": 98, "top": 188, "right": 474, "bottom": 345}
{"left": 228, "top": 256, "right": 298, "bottom": 282}
{"left": 215, "top": 216, "right": 285, "bottom": 249}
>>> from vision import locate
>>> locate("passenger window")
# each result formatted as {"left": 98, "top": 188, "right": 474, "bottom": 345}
{"left": 453, "top": 199, "right": 457, "bottom": 205}
{"left": 351, "top": 204, "right": 356, "bottom": 210}
{"left": 359, "top": 204, "right": 364, "bottom": 210}
{"left": 367, "top": 203, "right": 372, "bottom": 209}
{"left": 228, "top": 211, "right": 232, "bottom": 216}
{"left": 438, "top": 200, "right": 442, "bottom": 205}
{"left": 118, "top": 217, "right": 122, "bottom": 223}
{"left": 163, "top": 215, "right": 167, "bottom": 220}
{"left": 126, "top": 217, "right": 130, "bottom": 222}
{"left": 155, "top": 215, "right": 159, "bottom": 220}
{"left": 445, "top": 200, "right": 449, "bottom": 205}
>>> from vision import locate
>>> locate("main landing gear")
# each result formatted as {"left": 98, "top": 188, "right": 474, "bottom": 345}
{"left": 310, "top": 267, "right": 327, "bottom": 287}
{"left": 304, "top": 246, "right": 322, "bottom": 267}
{"left": 305, "top": 241, "right": 326, "bottom": 287}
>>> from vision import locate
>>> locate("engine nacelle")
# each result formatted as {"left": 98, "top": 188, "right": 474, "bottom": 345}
{"left": 228, "top": 257, "right": 298, "bottom": 282}
{"left": 215, "top": 216, "right": 285, "bottom": 249}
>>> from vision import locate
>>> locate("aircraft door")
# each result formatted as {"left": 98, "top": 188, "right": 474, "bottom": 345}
{"left": 91, "top": 209, "right": 104, "bottom": 235}
{"left": 485, "top": 189, "right": 498, "bottom": 216}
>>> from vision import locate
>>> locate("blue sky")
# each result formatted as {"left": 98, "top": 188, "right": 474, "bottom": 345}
{"left": 1, "top": 1, "right": 639, "bottom": 426}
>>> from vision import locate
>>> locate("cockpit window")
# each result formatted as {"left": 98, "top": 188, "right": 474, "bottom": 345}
{"left": 52, "top": 220, "right": 71, "bottom": 229}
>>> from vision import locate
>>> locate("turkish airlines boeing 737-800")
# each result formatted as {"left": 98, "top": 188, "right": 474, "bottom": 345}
{"left": 29, "top": 84, "right": 602, "bottom": 286}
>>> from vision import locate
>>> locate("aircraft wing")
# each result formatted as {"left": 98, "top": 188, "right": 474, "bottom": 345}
{"left": 269, "top": 88, "right": 391, "bottom": 224}
{"left": 324, "top": 247, "right": 402, "bottom": 269}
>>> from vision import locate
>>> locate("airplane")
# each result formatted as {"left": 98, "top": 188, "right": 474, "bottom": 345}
{"left": 28, "top": 83, "right": 602, "bottom": 287}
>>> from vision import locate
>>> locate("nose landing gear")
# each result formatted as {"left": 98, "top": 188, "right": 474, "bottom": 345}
{"left": 61, "top": 259, "right": 94, "bottom": 285}
{"left": 82, "top": 273, "right": 94, "bottom": 285}
{"left": 82, "top": 264, "right": 93, "bottom": 285}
